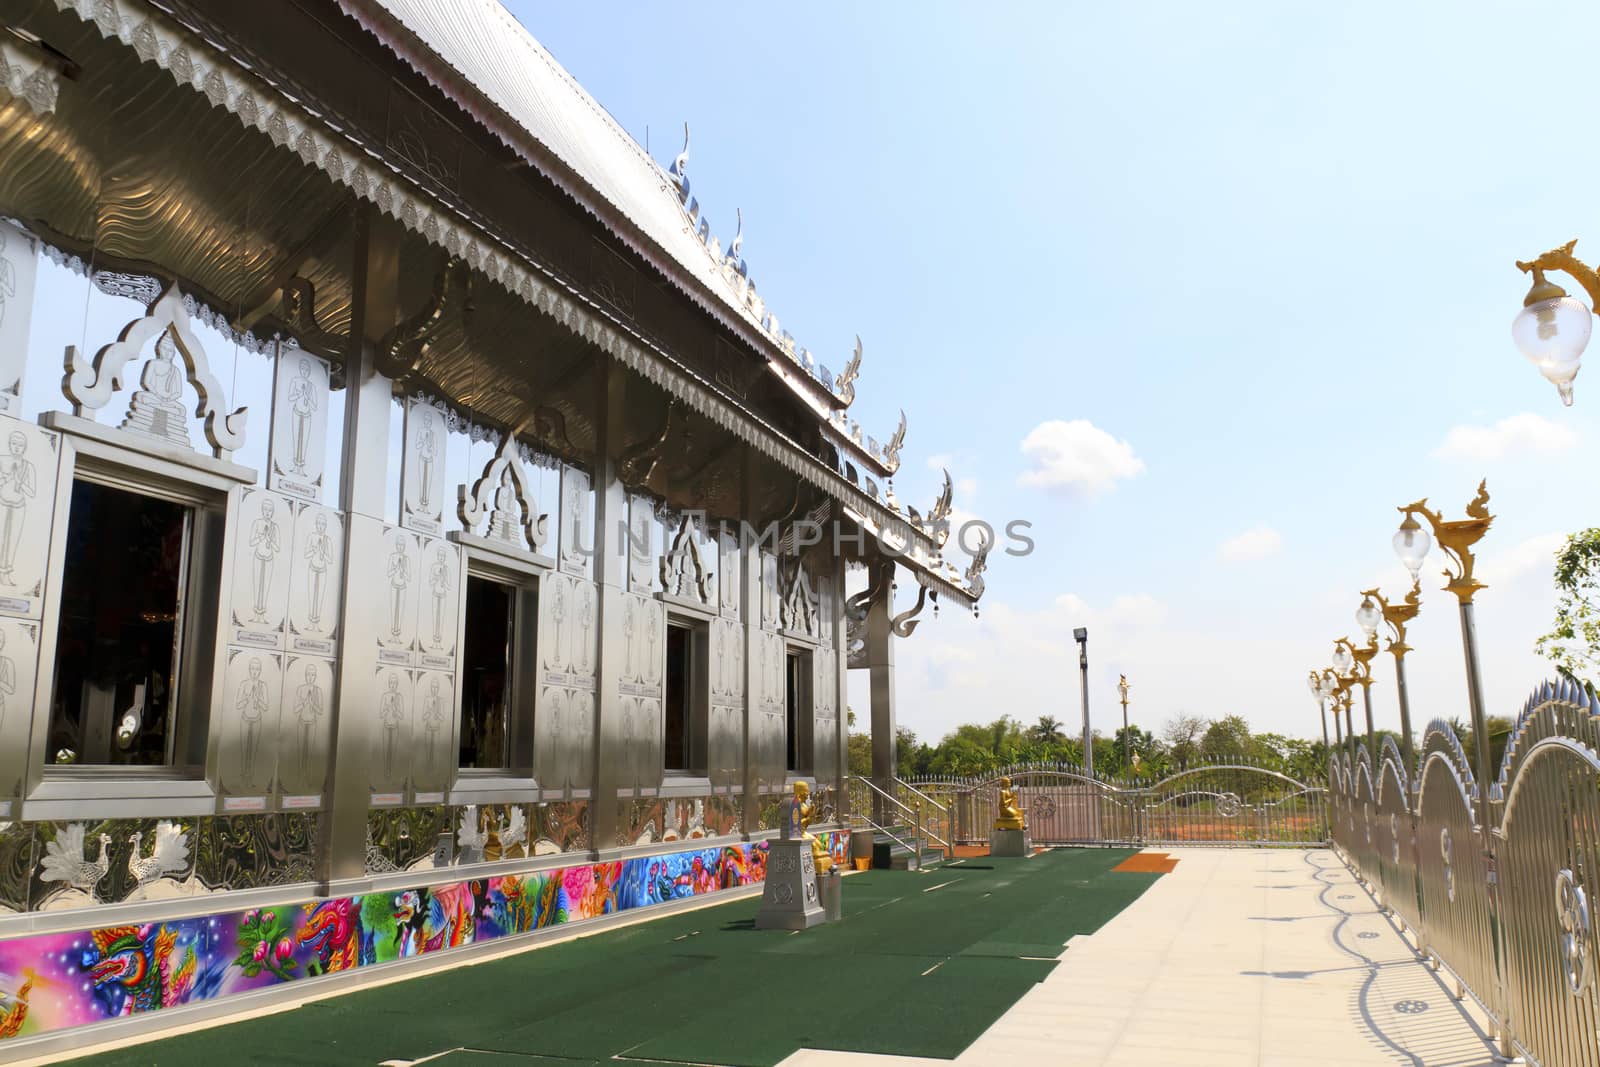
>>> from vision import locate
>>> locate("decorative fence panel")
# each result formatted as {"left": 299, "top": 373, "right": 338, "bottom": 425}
{"left": 907, "top": 761, "right": 1327, "bottom": 848}
{"left": 1331, "top": 681, "right": 1600, "bottom": 1067}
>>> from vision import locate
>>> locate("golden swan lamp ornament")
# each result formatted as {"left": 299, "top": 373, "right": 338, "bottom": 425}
{"left": 994, "top": 776, "right": 1026, "bottom": 831}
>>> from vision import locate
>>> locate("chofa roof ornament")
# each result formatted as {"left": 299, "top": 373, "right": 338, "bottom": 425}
{"left": 833, "top": 336, "right": 862, "bottom": 406}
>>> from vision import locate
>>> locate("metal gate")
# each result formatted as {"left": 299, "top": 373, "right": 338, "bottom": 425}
{"left": 908, "top": 762, "right": 1328, "bottom": 848}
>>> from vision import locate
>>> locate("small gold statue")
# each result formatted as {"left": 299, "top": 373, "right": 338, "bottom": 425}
{"left": 794, "top": 780, "right": 832, "bottom": 874}
{"left": 994, "top": 776, "right": 1026, "bottom": 831}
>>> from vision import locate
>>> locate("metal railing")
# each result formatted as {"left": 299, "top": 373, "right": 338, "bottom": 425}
{"left": 845, "top": 776, "right": 949, "bottom": 859}
{"left": 907, "top": 759, "right": 1328, "bottom": 848}
{"left": 1331, "top": 679, "right": 1600, "bottom": 1067}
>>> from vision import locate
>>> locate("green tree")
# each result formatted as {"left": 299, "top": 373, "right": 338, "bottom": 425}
{"left": 1029, "top": 715, "right": 1064, "bottom": 746}
{"left": 1200, "top": 714, "right": 1254, "bottom": 761}
{"left": 1537, "top": 528, "right": 1600, "bottom": 682}
{"left": 1162, "top": 713, "right": 1207, "bottom": 770}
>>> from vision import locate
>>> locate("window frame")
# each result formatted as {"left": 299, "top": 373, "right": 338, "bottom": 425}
{"left": 445, "top": 548, "right": 541, "bottom": 804}
{"left": 23, "top": 435, "right": 240, "bottom": 819}
{"left": 784, "top": 642, "right": 814, "bottom": 777}
{"left": 661, "top": 612, "right": 710, "bottom": 780}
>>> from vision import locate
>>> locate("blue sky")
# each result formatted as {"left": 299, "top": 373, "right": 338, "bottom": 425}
{"left": 514, "top": 1, "right": 1600, "bottom": 743}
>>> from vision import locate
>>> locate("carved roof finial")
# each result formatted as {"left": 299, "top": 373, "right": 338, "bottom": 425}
{"left": 835, "top": 336, "right": 862, "bottom": 406}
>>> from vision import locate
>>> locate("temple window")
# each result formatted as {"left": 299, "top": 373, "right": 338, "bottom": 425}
{"left": 663, "top": 618, "right": 708, "bottom": 775}
{"left": 47, "top": 469, "right": 224, "bottom": 768}
{"left": 457, "top": 564, "right": 536, "bottom": 773}
{"left": 786, "top": 647, "right": 812, "bottom": 775}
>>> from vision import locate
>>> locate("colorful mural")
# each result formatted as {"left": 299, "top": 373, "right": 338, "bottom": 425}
{"left": 0, "top": 834, "right": 844, "bottom": 1046}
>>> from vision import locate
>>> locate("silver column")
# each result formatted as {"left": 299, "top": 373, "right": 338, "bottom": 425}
{"left": 867, "top": 560, "right": 896, "bottom": 826}
{"left": 320, "top": 208, "right": 401, "bottom": 890}
{"left": 738, "top": 447, "right": 762, "bottom": 836}
{"left": 588, "top": 363, "right": 628, "bottom": 851}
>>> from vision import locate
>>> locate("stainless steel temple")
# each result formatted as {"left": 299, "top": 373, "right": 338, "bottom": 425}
{"left": 0, "top": 0, "right": 984, "bottom": 1052}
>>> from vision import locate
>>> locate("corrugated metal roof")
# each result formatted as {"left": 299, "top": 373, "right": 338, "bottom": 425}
{"left": 362, "top": 0, "right": 768, "bottom": 341}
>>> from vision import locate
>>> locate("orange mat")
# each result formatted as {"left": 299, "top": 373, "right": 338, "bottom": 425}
{"left": 1112, "top": 851, "right": 1180, "bottom": 873}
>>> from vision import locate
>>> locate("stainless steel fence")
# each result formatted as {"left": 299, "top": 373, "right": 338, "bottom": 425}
{"left": 906, "top": 760, "right": 1328, "bottom": 848}
{"left": 1331, "top": 679, "right": 1600, "bottom": 1067}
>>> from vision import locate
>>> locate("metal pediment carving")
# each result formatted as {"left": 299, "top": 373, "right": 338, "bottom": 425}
{"left": 659, "top": 513, "right": 711, "bottom": 603}
{"left": 778, "top": 558, "right": 818, "bottom": 636}
{"left": 64, "top": 284, "right": 249, "bottom": 457}
{"left": 458, "top": 434, "right": 549, "bottom": 553}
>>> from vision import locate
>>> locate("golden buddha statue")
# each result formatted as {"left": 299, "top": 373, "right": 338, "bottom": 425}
{"left": 794, "top": 780, "right": 832, "bottom": 874}
{"left": 994, "top": 776, "right": 1026, "bottom": 831}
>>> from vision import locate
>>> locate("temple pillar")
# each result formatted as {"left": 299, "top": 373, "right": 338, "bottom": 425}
{"left": 588, "top": 362, "right": 628, "bottom": 852}
{"left": 867, "top": 560, "right": 896, "bottom": 824}
{"left": 318, "top": 206, "right": 401, "bottom": 890}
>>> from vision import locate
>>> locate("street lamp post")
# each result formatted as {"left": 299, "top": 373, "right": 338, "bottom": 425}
{"left": 1118, "top": 674, "right": 1132, "bottom": 773}
{"left": 1331, "top": 639, "right": 1358, "bottom": 766}
{"left": 1307, "top": 670, "right": 1329, "bottom": 752}
{"left": 1512, "top": 239, "right": 1596, "bottom": 404}
{"left": 1395, "top": 482, "right": 1496, "bottom": 793}
{"left": 1342, "top": 627, "right": 1380, "bottom": 769}
{"left": 1361, "top": 582, "right": 1422, "bottom": 782}
{"left": 1074, "top": 628, "right": 1092, "bottom": 780}
{"left": 1394, "top": 480, "right": 1510, "bottom": 1057}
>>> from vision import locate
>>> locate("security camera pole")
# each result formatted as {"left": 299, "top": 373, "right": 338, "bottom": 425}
{"left": 1074, "top": 627, "right": 1091, "bottom": 778}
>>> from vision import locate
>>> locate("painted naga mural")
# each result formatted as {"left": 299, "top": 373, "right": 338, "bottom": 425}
{"left": 0, "top": 834, "right": 845, "bottom": 1045}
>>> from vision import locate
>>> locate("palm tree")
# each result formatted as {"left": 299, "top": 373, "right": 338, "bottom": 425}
{"left": 1030, "top": 715, "right": 1063, "bottom": 745}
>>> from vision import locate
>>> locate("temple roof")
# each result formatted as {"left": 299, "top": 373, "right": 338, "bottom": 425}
{"left": 342, "top": 0, "right": 905, "bottom": 479}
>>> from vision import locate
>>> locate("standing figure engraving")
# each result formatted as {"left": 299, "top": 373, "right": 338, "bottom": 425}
{"left": 304, "top": 513, "right": 332, "bottom": 629}
{"left": 386, "top": 534, "right": 411, "bottom": 638}
{"left": 420, "top": 678, "right": 446, "bottom": 777}
{"left": 287, "top": 358, "right": 318, "bottom": 475}
{"left": 378, "top": 671, "right": 406, "bottom": 780}
{"left": 0, "top": 431, "right": 35, "bottom": 585}
{"left": 236, "top": 657, "right": 267, "bottom": 786}
{"left": 293, "top": 663, "right": 323, "bottom": 782}
{"left": 415, "top": 410, "right": 437, "bottom": 510}
{"left": 428, "top": 546, "right": 451, "bottom": 648}
{"left": 248, "top": 498, "right": 281, "bottom": 623}
{"left": 121, "top": 333, "right": 191, "bottom": 446}
{"left": 0, "top": 629, "right": 13, "bottom": 733}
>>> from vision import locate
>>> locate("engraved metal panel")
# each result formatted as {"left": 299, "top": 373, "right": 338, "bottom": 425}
{"left": 218, "top": 647, "right": 282, "bottom": 796}
{"left": 753, "top": 629, "right": 786, "bottom": 790}
{"left": 813, "top": 643, "right": 839, "bottom": 788}
{"left": 617, "top": 793, "right": 742, "bottom": 847}
{"left": 708, "top": 615, "right": 744, "bottom": 789}
{"left": 376, "top": 529, "right": 420, "bottom": 658}
{"left": 0, "top": 219, "right": 39, "bottom": 413}
{"left": 558, "top": 464, "right": 592, "bottom": 578}
{"left": 536, "top": 570, "right": 597, "bottom": 791}
{"left": 371, "top": 666, "right": 413, "bottom": 793}
{"left": 228, "top": 486, "right": 293, "bottom": 649}
{"left": 0, "top": 416, "right": 62, "bottom": 621}
{"left": 618, "top": 592, "right": 664, "bottom": 791}
{"left": 760, "top": 551, "right": 781, "bottom": 631}
{"left": 287, "top": 503, "right": 343, "bottom": 656}
{"left": 627, "top": 494, "right": 654, "bottom": 592}
{"left": 416, "top": 535, "right": 461, "bottom": 663}
{"left": 0, "top": 818, "right": 34, "bottom": 914}
{"left": 410, "top": 669, "right": 455, "bottom": 792}
{"left": 193, "top": 812, "right": 318, "bottom": 891}
{"left": 401, "top": 395, "right": 449, "bottom": 535}
{"left": 0, "top": 616, "right": 39, "bottom": 800}
{"left": 779, "top": 558, "right": 819, "bottom": 639}
{"left": 266, "top": 346, "right": 330, "bottom": 503}
{"left": 276, "top": 654, "right": 333, "bottom": 798}
{"left": 718, "top": 529, "right": 739, "bottom": 619}
{"left": 32, "top": 817, "right": 198, "bottom": 910}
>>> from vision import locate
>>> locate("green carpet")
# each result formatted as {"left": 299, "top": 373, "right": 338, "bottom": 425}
{"left": 69, "top": 848, "right": 1163, "bottom": 1067}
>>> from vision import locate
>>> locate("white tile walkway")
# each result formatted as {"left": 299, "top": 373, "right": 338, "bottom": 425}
{"left": 780, "top": 848, "right": 1501, "bottom": 1067}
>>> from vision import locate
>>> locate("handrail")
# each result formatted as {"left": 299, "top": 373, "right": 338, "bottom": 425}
{"left": 849, "top": 775, "right": 951, "bottom": 855}
{"left": 845, "top": 810, "right": 919, "bottom": 862}
{"left": 895, "top": 777, "right": 949, "bottom": 815}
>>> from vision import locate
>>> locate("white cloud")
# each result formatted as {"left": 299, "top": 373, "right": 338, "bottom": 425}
{"left": 1431, "top": 413, "right": 1577, "bottom": 462}
{"left": 1017, "top": 419, "right": 1144, "bottom": 494}
{"left": 925, "top": 453, "right": 953, "bottom": 472}
{"left": 1218, "top": 525, "right": 1283, "bottom": 562}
